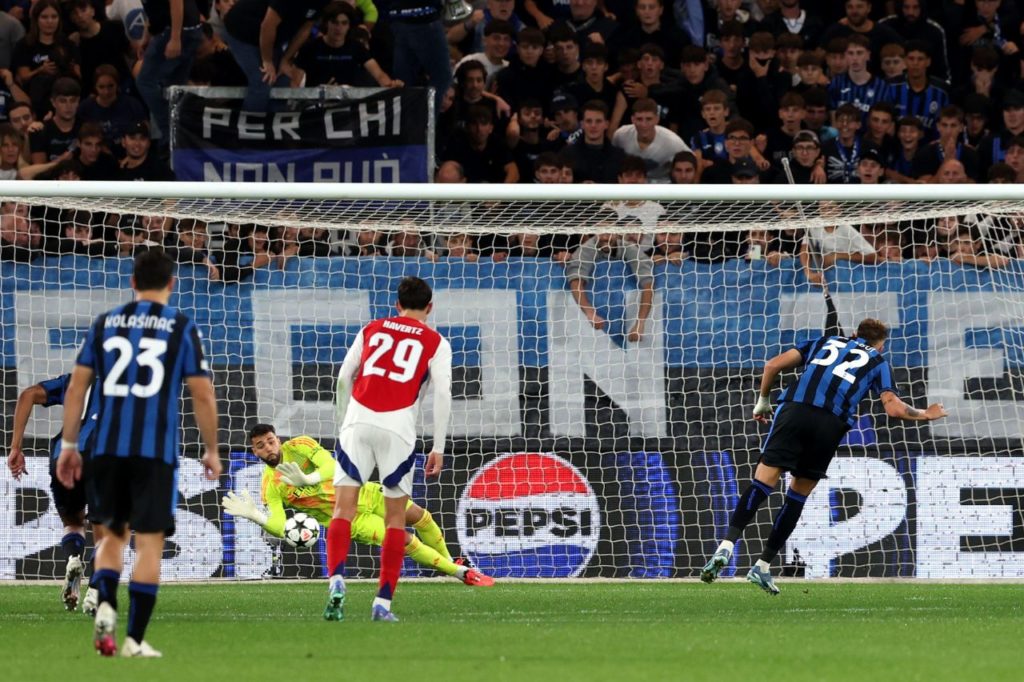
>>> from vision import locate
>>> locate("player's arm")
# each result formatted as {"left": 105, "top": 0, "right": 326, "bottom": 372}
{"left": 276, "top": 436, "right": 333, "bottom": 487}
{"left": 6, "top": 383, "right": 50, "bottom": 479}
{"left": 222, "top": 479, "right": 284, "bottom": 537}
{"left": 425, "top": 339, "right": 453, "bottom": 477}
{"left": 335, "top": 330, "right": 365, "bottom": 426}
{"left": 753, "top": 348, "right": 806, "bottom": 422}
{"left": 880, "top": 392, "right": 947, "bottom": 421}
{"left": 55, "top": 365, "right": 94, "bottom": 488}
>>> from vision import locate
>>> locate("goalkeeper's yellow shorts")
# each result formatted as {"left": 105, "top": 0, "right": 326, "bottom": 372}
{"left": 351, "top": 483, "right": 414, "bottom": 547}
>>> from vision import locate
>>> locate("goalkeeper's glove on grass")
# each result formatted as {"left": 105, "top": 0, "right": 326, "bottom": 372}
{"left": 276, "top": 461, "right": 321, "bottom": 487}
{"left": 222, "top": 490, "right": 268, "bottom": 526}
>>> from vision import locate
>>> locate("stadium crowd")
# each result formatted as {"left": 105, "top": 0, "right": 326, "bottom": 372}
{"left": 1, "top": 0, "right": 1023, "bottom": 282}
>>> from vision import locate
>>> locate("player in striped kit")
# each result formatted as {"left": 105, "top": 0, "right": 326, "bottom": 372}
{"left": 221, "top": 424, "right": 492, "bottom": 586}
{"left": 701, "top": 319, "right": 947, "bottom": 594}
{"left": 324, "top": 276, "right": 452, "bottom": 622}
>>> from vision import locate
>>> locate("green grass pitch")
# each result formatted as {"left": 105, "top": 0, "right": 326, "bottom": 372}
{"left": 2, "top": 582, "right": 1020, "bottom": 682}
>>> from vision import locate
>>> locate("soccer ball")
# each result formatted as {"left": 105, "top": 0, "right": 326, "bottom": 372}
{"left": 283, "top": 513, "right": 320, "bottom": 548}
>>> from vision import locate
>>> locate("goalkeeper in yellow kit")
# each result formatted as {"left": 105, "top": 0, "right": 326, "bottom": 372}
{"left": 221, "top": 424, "right": 493, "bottom": 586}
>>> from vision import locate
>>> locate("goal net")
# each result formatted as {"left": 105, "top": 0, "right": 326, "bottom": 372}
{"left": 2, "top": 182, "right": 1023, "bottom": 581}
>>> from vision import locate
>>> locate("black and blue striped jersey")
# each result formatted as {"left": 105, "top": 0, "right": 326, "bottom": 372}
{"left": 75, "top": 300, "right": 209, "bottom": 466}
{"left": 777, "top": 335, "right": 897, "bottom": 427}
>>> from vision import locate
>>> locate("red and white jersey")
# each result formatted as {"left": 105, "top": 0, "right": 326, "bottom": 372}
{"left": 336, "top": 316, "right": 453, "bottom": 452}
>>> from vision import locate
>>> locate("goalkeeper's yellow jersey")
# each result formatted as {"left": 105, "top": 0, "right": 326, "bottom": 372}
{"left": 260, "top": 436, "right": 337, "bottom": 537}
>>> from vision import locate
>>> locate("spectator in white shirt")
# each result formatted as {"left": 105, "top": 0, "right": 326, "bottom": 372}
{"left": 611, "top": 97, "right": 690, "bottom": 183}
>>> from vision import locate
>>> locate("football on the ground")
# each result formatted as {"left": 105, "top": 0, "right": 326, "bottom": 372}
{"left": 283, "top": 513, "right": 320, "bottom": 548}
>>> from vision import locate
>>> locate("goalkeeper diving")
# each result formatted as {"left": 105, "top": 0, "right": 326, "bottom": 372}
{"left": 222, "top": 424, "right": 494, "bottom": 587}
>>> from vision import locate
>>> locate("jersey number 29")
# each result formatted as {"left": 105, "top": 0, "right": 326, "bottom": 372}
{"left": 362, "top": 332, "right": 423, "bottom": 383}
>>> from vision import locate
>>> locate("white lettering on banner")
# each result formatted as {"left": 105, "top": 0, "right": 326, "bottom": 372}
{"left": 420, "top": 290, "right": 520, "bottom": 437}
{"left": 324, "top": 109, "right": 355, "bottom": 139}
{"left": 359, "top": 97, "right": 400, "bottom": 137}
{"left": 1, "top": 458, "right": 223, "bottom": 580}
{"left": 928, "top": 293, "right": 1024, "bottom": 440}
{"left": 15, "top": 290, "right": 126, "bottom": 440}
{"left": 778, "top": 292, "right": 900, "bottom": 336}
{"left": 547, "top": 290, "right": 666, "bottom": 437}
{"left": 203, "top": 161, "right": 400, "bottom": 183}
{"left": 237, "top": 111, "right": 266, "bottom": 140}
{"left": 917, "top": 457, "right": 1024, "bottom": 578}
{"left": 202, "top": 106, "right": 232, "bottom": 138}
{"left": 272, "top": 112, "right": 301, "bottom": 141}
{"left": 252, "top": 290, "right": 370, "bottom": 438}
{"left": 786, "top": 458, "right": 908, "bottom": 578}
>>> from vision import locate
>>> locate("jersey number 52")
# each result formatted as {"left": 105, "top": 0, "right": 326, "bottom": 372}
{"left": 362, "top": 332, "right": 424, "bottom": 384}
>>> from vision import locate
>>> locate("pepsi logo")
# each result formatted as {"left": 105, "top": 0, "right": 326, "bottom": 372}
{"left": 456, "top": 453, "right": 601, "bottom": 578}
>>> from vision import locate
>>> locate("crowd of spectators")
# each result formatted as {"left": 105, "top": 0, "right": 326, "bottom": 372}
{"left": 1, "top": 0, "right": 1023, "bottom": 333}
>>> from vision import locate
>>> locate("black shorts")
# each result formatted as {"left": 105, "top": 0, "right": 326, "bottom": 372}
{"left": 87, "top": 457, "right": 177, "bottom": 536}
{"left": 760, "top": 402, "right": 850, "bottom": 480}
{"left": 49, "top": 454, "right": 90, "bottom": 520}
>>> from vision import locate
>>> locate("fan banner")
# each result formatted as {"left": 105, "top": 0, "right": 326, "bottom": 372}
{"left": 170, "top": 88, "right": 431, "bottom": 182}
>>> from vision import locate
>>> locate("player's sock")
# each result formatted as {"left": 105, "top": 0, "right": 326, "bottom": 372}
{"left": 376, "top": 527, "right": 405, "bottom": 608}
{"left": 326, "top": 518, "right": 352, "bottom": 579}
{"left": 127, "top": 581, "right": 158, "bottom": 643}
{"left": 412, "top": 510, "right": 453, "bottom": 561}
{"left": 725, "top": 479, "right": 774, "bottom": 542}
{"left": 406, "top": 535, "right": 461, "bottom": 577}
{"left": 94, "top": 568, "right": 120, "bottom": 610}
{"left": 760, "top": 489, "right": 808, "bottom": 562}
{"left": 61, "top": 532, "right": 86, "bottom": 561}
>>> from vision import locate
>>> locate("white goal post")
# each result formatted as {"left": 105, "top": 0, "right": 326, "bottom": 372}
{"left": 1, "top": 180, "right": 1023, "bottom": 582}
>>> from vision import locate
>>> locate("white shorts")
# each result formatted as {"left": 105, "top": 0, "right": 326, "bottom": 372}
{"left": 333, "top": 423, "right": 417, "bottom": 498}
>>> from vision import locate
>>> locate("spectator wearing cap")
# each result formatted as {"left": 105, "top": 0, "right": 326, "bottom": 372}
{"left": 135, "top": 0, "right": 203, "bottom": 139}
{"left": 701, "top": 117, "right": 756, "bottom": 184}
{"left": 549, "top": 92, "right": 581, "bottom": 143}
{"left": 455, "top": 19, "right": 514, "bottom": 87}
{"left": 758, "top": 0, "right": 823, "bottom": 49}
{"left": 884, "top": 40, "right": 949, "bottom": 133}
{"left": 963, "top": 94, "right": 991, "bottom": 147}
{"left": 76, "top": 63, "right": 147, "bottom": 149}
{"left": 12, "top": 0, "right": 81, "bottom": 119}
{"left": 291, "top": 2, "right": 401, "bottom": 87}
{"left": 772, "top": 129, "right": 825, "bottom": 184}
{"left": 614, "top": 0, "right": 690, "bottom": 68}
{"left": 29, "top": 76, "right": 79, "bottom": 163}
{"left": 549, "top": 24, "right": 582, "bottom": 90}
{"left": 879, "top": 0, "right": 951, "bottom": 84}
{"left": 853, "top": 146, "right": 886, "bottom": 184}
{"left": 562, "top": 99, "right": 625, "bottom": 183}
{"left": 978, "top": 89, "right": 1024, "bottom": 174}
{"left": 730, "top": 156, "right": 760, "bottom": 184}
{"left": 443, "top": 104, "right": 518, "bottom": 183}
{"left": 118, "top": 121, "right": 175, "bottom": 180}
{"left": 889, "top": 115, "right": 925, "bottom": 183}
{"left": 68, "top": 0, "right": 131, "bottom": 87}
{"left": 610, "top": 43, "right": 675, "bottom": 132}
{"left": 494, "top": 28, "right": 556, "bottom": 112}
{"left": 802, "top": 86, "right": 837, "bottom": 145}
{"left": 566, "top": 43, "right": 617, "bottom": 116}
{"left": 223, "top": 0, "right": 327, "bottom": 113}
{"left": 827, "top": 34, "right": 890, "bottom": 124}
{"left": 879, "top": 42, "right": 906, "bottom": 81}
{"left": 448, "top": 0, "right": 523, "bottom": 55}
{"left": 505, "top": 98, "right": 561, "bottom": 182}
{"left": 612, "top": 98, "right": 689, "bottom": 183}
{"left": 912, "top": 105, "right": 981, "bottom": 183}
{"left": 821, "top": 103, "right": 863, "bottom": 183}
{"left": 817, "top": 0, "right": 903, "bottom": 68}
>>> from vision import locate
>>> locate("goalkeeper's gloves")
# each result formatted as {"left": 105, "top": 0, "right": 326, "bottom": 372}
{"left": 221, "top": 490, "right": 268, "bottom": 526}
{"left": 276, "top": 461, "right": 321, "bottom": 487}
{"left": 753, "top": 394, "right": 773, "bottom": 420}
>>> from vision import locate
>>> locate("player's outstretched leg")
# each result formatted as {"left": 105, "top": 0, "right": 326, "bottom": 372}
{"left": 93, "top": 601, "right": 118, "bottom": 656}
{"left": 747, "top": 563, "right": 780, "bottom": 596}
{"left": 700, "top": 542, "right": 733, "bottom": 584}
{"left": 324, "top": 517, "right": 352, "bottom": 621}
{"left": 406, "top": 537, "right": 496, "bottom": 586}
{"left": 371, "top": 526, "right": 405, "bottom": 622}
